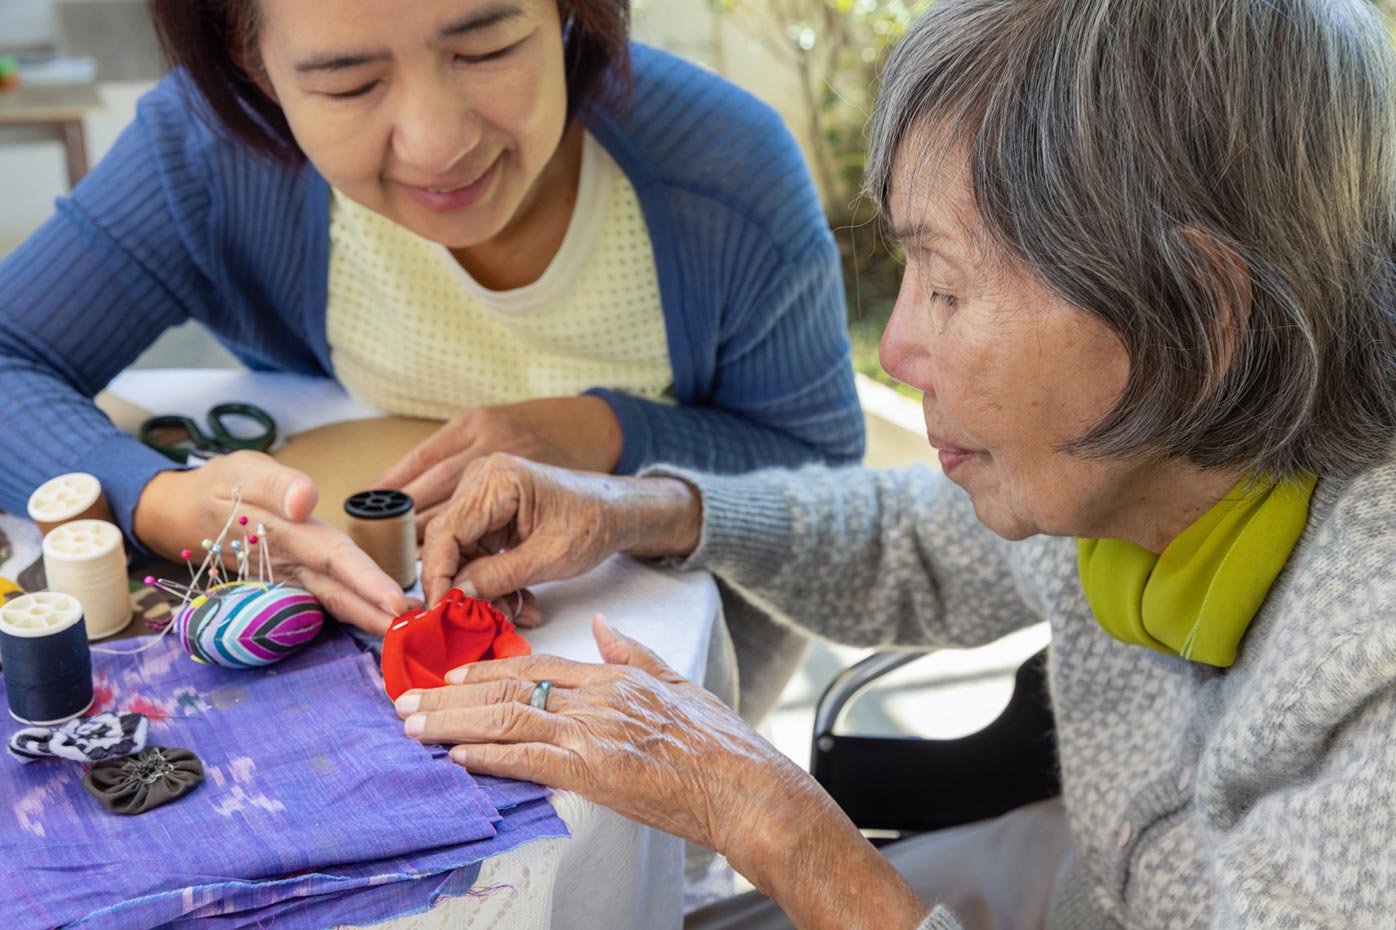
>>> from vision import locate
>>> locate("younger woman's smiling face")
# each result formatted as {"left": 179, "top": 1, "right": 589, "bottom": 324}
{"left": 254, "top": 0, "right": 570, "bottom": 249}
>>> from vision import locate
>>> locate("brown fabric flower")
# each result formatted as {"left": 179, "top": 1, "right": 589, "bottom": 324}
{"left": 82, "top": 745, "right": 203, "bottom": 815}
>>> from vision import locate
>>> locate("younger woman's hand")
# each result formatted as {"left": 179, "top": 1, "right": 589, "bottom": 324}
{"left": 374, "top": 396, "right": 624, "bottom": 537}
{"left": 133, "top": 451, "right": 409, "bottom": 634}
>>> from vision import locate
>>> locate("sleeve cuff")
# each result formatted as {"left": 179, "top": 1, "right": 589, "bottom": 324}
{"left": 586, "top": 388, "right": 652, "bottom": 476}
{"left": 919, "top": 907, "right": 964, "bottom": 930}
{"left": 639, "top": 465, "right": 794, "bottom": 583}
{"left": 69, "top": 433, "right": 186, "bottom": 546}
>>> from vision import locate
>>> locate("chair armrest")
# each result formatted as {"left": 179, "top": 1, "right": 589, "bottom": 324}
{"left": 811, "top": 649, "right": 926, "bottom": 767}
{"left": 810, "top": 647, "right": 1059, "bottom": 833}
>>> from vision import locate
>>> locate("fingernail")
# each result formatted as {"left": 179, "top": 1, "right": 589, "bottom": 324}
{"left": 395, "top": 692, "right": 420, "bottom": 715}
{"left": 449, "top": 746, "right": 467, "bottom": 765}
{"left": 404, "top": 714, "right": 425, "bottom": 737}
{"left": 444, "top": 666, "right": 468, "bottom": 685}
{"left": 283, "top": 488, "right": 297, "bottom": 518}
{"left": 458, "top": 581, "right": 479, "bottom": 598}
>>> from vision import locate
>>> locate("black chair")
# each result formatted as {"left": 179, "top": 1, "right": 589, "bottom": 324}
{"left": 810, "top": 647, "right": 1059, "bottom": 836}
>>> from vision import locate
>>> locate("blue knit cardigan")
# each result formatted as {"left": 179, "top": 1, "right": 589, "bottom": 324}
{"left": 0, "top": 45, "right": 864, "bottom": 536}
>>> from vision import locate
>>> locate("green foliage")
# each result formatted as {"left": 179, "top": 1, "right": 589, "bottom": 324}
{"left": 709, "top": 0, "right": 928, "bottom": 220}
{"left": 708, "top": 0, "right": 929, "bottom": 391}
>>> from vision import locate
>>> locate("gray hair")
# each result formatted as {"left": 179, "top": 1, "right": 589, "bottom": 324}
{"left": 867, "top": 0, "right": 1396, "bottom": 480}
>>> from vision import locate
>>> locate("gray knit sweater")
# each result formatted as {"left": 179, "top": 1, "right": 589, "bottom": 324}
{"left": 670, "top": 460, "right": 1396, "bottom": 930}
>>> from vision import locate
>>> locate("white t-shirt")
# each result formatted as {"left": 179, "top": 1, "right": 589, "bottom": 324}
{"left": 326, "top": 132, "right": 673, "bottom": 419}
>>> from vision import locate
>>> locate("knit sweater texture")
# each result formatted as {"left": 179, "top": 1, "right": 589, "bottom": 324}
{"left": 0, "top": 44, "right": 863, "bottom": 537}
{"left": 669, "top": 461, "right": 1396, "bottom": 930}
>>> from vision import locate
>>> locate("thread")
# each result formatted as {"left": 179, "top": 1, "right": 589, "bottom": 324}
{"left": 26, "top": 472, "right": 114, "bottom": 536}
{"left": 42, "top": 520, "right": 132, "bottom": 640}
{"left": 0, "top": 592, "right": 94, "bottom": 725}
{"left": 345, "top": 490, "right": 418, "bottom": 589}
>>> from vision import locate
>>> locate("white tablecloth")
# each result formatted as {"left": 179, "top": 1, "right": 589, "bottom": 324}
{"left": 107, "top": 370, "right": 725, "bottom": 930}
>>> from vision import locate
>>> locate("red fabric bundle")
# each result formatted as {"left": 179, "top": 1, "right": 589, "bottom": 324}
{"left": 380, "top": 589, "right": 532, "bottom": 701}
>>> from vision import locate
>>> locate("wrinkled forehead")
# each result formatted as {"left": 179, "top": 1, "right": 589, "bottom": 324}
{"left": 885, "top": 126, "right": 994, "bottom": 265}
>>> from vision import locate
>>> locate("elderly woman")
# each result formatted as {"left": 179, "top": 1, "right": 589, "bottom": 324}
{"left": 397, "top": 0, "right": 1396, "bottom": 927}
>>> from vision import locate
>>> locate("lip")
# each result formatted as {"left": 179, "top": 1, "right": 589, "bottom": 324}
{"left": 924, "top": 429, "right": 983, "bottom": 475}
{"left": 399, "top": 156, "right": 500, "bottom": 214}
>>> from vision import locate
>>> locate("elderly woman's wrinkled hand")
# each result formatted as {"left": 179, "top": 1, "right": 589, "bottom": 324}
{"left": 419, "top": 454, "right": 702, "bottom": 606}
{"left": 393, "top": 614, "right": 812, "bottom": 866}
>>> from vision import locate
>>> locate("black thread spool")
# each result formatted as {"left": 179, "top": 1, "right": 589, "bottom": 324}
{"left": 344, "top": 490, "right": 418, "bottom": 589}
{"left": 0, "top": 592, "right": 94, "bottom": 725}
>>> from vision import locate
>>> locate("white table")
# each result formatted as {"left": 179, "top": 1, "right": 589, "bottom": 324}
{"left": 104, "top": 370, "right": 726, "bottom": 930}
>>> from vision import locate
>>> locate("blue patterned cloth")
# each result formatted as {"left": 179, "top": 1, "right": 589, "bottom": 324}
{"left": 0, "top": 626, "right": 568, "bottom": 928}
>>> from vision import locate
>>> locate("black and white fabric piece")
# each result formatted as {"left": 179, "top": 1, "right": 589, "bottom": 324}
{"left": 6, "top": 712, "right": 149, "bottom": 764}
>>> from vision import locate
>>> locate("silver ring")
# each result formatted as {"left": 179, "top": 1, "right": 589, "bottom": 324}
{"left": 529, "top": 680, "right": 552, "bottom": 712}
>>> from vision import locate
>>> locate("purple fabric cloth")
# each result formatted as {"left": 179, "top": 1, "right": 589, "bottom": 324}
{"left": 0, "top": 626, "right": 568, "bottom": 929}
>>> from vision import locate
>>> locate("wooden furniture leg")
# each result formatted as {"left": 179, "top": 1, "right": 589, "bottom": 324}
{"left": 61, "top": 118, "right": 89, "bottom": 189}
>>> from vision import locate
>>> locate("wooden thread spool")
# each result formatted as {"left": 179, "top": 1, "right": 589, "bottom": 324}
{"left": 42, "top": 520, "right": 132, "bottom": 640}
{"left": 0, "top": 592, "right": 93, "bottom": 725}
{"left": 27, "top": 472, "right": 114, "bottom": 536}
{"left": 344, "top": 490, "right": 418, "bottom": 589}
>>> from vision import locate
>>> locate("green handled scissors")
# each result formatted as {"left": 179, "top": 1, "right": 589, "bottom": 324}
{"left": 139, "top": 402, "right": 278, "bottom": 465}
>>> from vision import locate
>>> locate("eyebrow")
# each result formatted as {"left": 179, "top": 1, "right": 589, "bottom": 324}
{"left": 439, "top": 3, "right": 526, "bottom": 38}
{"left": 890, "top": 223, "right": 986, "bottom": 279}
{"left": 887, "top": 222, "right": 961, "bottom": 252}
{"left": 295, "top": 3, "right": 526, "bottom": 73}
{"left": 295, "top": 50, "right": 389, "bottom": 73}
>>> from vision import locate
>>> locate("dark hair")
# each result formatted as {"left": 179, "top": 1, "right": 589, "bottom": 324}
{"left": 148, "top": 0, "right": 631, "bottom": 162}
{"left": 866, "top": 0, "right": 1396, "bottom": 480}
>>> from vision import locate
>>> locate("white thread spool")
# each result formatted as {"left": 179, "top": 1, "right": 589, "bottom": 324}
{"left": 26, "top": 472, "right": 114, "bottom": 536}
{"left": 42, "top": 520, "right": 131, "bottom": 640}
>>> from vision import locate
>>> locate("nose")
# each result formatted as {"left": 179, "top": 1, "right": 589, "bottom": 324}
{"left": 878, "top": 277, "right": 936, "bottom": 397}
{"left": 390, "top": 75, "right": 481, "bottom": 177}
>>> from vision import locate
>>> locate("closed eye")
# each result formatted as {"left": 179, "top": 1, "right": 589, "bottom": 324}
{"left": 929, "top": 290, "right": 958, "bottom": 307}
{"left": 456, "top": 39, "right": 524, "bottom": 65}
{"left": 326, "top": 82, "right": 380, "bottom": 100}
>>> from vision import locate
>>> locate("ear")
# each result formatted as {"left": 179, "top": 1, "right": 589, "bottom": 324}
{"left": 1177, "top": 226, "right": 1252, "bottom": 388}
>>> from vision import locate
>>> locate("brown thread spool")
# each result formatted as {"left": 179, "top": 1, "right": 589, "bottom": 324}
{"left": 27, "top": 473, "right": 115, "bottom": 537}
{"left": 344, "top": 490, "right": 418, "bottom": 589}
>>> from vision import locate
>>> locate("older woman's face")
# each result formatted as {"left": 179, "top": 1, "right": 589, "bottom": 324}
{"left": 255, "top": 0, "right": 568, "bottom": 249}
{"left": 880, "top": 149, "right": 1143, "bottom": 541}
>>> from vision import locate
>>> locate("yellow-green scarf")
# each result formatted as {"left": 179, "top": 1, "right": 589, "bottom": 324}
{"left": 1076, "top": 473, "right": 1317, "bottom": 667}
